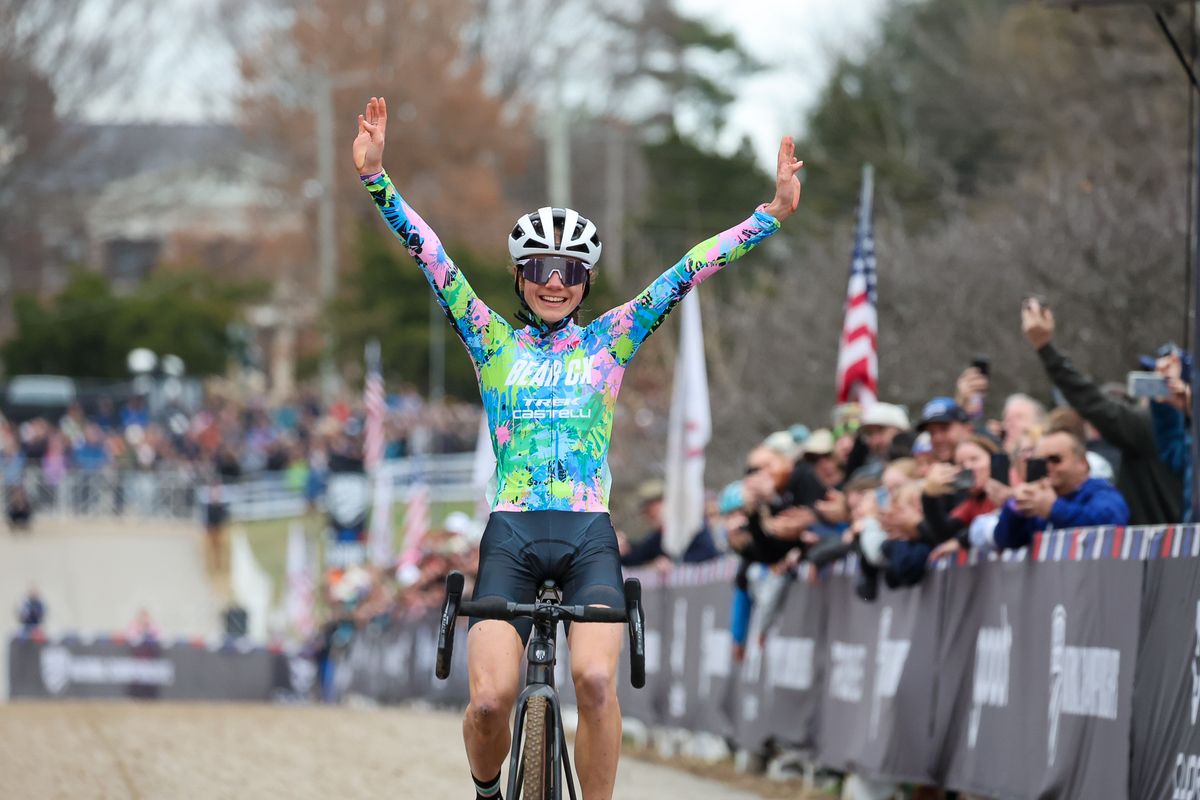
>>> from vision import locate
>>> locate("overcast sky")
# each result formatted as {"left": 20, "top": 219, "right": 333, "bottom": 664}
{"left": 86, "top": 0, "right": 888, "bottom": 172}
{"left": 677, "top": 0, "right": 889, "bottom": 168}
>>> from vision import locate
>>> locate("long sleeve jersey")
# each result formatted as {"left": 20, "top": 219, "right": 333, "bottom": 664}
{"left": 362, "top": 171, "right": 779, "bottom": 512}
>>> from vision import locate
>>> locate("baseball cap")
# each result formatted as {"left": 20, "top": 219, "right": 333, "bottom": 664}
{"left": 763, "top": 430, "right": 802, "bottom": 459}
{"left": 912, "top": 431, "right": 933, "bottom": 456}
{"left": 860, "top": 402, "right": 911, "bottom": 431}
{"left": 802, "top": 428, "right": 835, "bottom": 457}
{"left": 637, "top": 478, "right": 665, "bottom": 505}
{"left": 916, "top": 397, "right": 967, "bottom": 430}
{"left": 717, "top": 481, "right": 744, "bottom": 515}
{"left": 1139, "top": 342, "right": 1193, "bottom": 384}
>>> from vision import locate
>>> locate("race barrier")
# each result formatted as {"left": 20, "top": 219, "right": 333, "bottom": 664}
{"left": 7, "top": 635, "right": 315, "bottom": 702}
{"left": 325, "top": 524, "right": 1200, "bottom": 799}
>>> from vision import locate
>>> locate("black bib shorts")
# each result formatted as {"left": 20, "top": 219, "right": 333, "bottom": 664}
{"left": 470, "top": 510, "right": 625, "bottom": 644}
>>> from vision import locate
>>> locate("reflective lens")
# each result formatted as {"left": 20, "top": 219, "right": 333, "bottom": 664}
{"left": 519, "top": 256, "right": 590, "bottom": 286}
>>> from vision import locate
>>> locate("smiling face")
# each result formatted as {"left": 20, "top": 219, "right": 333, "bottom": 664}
{"left": 519, "top": 269, "right": 585, "bottom": 325}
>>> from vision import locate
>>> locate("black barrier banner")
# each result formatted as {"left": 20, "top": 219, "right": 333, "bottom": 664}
{"left": 616, "top": 568, "right": 669, "bottom": 727}
{"left": 817, "top": 569, "right": 941, "bottom": 784}
{"left": 8, "top": 637, "right": 309, "bottom": 702}
{"left": 657, "top": 575, "right": 735, "bottom": 735}
{"left": 333, "top": 611, "right": 470, "bottom": 705}
{"left": 1131, "top": 557, "right": 1200, "bottom": 800}
{"left": 933, "top": 559, "right": 1142, "bottom": 798}
{"left": 735, "top": 573, "right": 826, "bottom": 753}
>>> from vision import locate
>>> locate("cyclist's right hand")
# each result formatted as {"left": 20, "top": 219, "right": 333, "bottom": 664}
{"left": 353, "top": 96, "right": 387, "bottom": 175}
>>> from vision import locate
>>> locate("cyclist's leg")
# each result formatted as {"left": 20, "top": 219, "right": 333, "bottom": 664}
{"left": 567, "top": 613, "right": 623, "bottom": 800}
{"left": 560, "top": 512, "right": 626, "bottom": 800}
{"left": 464, "top": 621, "right": 524, "bottom": 781}
{"left": 464, "top": 513, "right": 538, "bottom": 791}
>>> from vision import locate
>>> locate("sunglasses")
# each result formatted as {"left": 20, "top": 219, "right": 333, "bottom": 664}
{"left": 518, "top": 256, "right": 590, "bottom": 287}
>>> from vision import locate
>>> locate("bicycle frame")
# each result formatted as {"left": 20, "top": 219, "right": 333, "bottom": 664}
{"left": 435, "top": 572, "right": 644, "bottom": 800}
{"left": 506, "top": 606, "right": 576, "bottom": 800}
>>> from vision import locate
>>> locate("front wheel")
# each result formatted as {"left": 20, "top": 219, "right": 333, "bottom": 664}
{"left": 521, "top": 695, "right": 553, "bottom": 799}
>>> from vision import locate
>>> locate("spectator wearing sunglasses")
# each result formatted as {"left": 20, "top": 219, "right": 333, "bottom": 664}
{"left": 1022, "top": 297, "right": 1181, "bottom": 524}
{"left": 992, "top": 430, "right": 1129, "bottom": 551}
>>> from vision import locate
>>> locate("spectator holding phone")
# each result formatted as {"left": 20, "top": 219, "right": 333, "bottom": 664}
{"left": 1022, "top": 297, "right": 1181, "bottom": 524}
{"left": 924, "top": 436, "right": 1008, "bottom": 560}
{"left": 992, "top": 430, "right": 1129, "bottom": 550}
{"left": 1148, "top": 346, "right": 1193, "bottom": 520}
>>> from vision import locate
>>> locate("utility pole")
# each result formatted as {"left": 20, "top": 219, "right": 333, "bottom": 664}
{"left": 547, "top": 52, "right": 571, "bottom": 208}
{"left": 429, "top": 298, "right": 445, "bottom": 406}
{"left": 603, "top": 124, "right": 626, "bottom": 283}
{"left": 314, "top": 69, "right": 340, "bottom": 402}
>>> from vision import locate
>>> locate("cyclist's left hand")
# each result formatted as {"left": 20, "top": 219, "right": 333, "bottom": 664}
{"left": 763, "top": 136, "right": 804, "bottom": 221}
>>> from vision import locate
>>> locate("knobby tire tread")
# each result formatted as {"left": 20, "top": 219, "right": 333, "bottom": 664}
{"left": 522, "top": 695, "right": 551, "bottom": 800}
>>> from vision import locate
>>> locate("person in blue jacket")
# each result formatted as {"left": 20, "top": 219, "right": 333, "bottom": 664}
{"left": 1148, "top": 345, "right": 1193, "bottom": 521}
{"left": 993, "top": 430, "right": 1129, "bottom": 550}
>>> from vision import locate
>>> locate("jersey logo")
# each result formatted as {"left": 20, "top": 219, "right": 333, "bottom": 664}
{"left": 505, "top": 357, "right": 595, "bottom": 388}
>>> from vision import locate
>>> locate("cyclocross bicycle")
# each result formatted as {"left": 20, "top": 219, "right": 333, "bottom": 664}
{"left": 436, "top": 571, "right": 646, "bottom": 800}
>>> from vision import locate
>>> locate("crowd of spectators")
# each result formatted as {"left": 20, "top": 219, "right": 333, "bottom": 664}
{"left": 703, "top": 297, "right": 1184, "bottom": 631}
{"left": 0, "top": 383, "right": 483, "bottom": 524}
{"left": 0, "top": 384, "right": 480, "bottom": 482}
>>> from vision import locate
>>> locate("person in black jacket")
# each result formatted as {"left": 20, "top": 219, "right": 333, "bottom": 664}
{"left": 1022, "top": 297, "right": 1181, "bottom": 525}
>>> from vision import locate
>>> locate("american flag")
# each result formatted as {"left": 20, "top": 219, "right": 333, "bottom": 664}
{"left": 397, "top": 482, "right": 431, "bottom": 571}
{"left": 364, "top": 339, "right": 386, "bottom": 472}
{"left": 835, "top": 164, "right": 879, "bottom": 406}
{"left": 284, "top": 521, "right": 315, "bottom": 640}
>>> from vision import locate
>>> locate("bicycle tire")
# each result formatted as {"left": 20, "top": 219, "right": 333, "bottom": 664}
{"left": 522, "top": 695, "right": 552, "bottom": 800}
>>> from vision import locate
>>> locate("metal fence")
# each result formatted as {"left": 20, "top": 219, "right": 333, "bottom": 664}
{"left": 9, "top": 453, "right": 482, "bottom": 523}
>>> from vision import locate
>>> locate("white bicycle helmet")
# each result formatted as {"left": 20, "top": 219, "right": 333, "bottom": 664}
{"left": 508, "top": 206, "right": 603, "bottom": 267}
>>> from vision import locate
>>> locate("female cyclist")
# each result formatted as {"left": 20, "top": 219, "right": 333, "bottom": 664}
{"left": 352, "top": 95, "right": 803, "bottom": 800}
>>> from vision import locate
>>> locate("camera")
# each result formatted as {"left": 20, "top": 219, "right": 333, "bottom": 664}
{"left": 951, "top": 468, "right": 975, "bottom": 492}
{"left": 1126, "top": 371, "right": 1170, "bottom": 400}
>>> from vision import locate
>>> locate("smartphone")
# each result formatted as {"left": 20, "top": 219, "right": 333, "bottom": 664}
{"left": 971, "top": 355, "right": 990, "bottom": 377}
{"left": 990, "top": 452, "right": 1010, "bottom": 485}
{"left": 952, "top": 468, "right": 975, "bottom": 492}
{"left": 1025, "top": 456, "right": 1048, "bottom": 483}
{"left": 1126, "top": 371, "right": 1170, "bottom": 400}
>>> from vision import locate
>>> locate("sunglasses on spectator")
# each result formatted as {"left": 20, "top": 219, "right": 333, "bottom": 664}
{"left": 518, "top": 256, "right": 590, "bottom": 286}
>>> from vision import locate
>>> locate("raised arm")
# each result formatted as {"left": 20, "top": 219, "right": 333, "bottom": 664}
{"left": 590, "top": 137, "right": 803, "bottom": 364}
{"left": 353, "top": 96, "right": 510, "bottom": 362}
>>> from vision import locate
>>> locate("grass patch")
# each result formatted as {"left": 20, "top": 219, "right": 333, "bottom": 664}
{"left": 238, "top": 500, "right": 476, "bottom": 601}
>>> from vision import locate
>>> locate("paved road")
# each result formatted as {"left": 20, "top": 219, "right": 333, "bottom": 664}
{"left": 1, "top": 518, "right": 220, "bottom": 699}
{"left": 0, "top": 702, "right": 766, "bottom": 799}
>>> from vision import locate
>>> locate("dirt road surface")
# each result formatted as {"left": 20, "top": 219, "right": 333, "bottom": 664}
{"left": 0, "top": 701, "right": 767, "bottom": 799}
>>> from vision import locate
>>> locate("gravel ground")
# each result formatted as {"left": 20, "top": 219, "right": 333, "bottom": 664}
{"left": 0, "top": 701, "right": 771, "bottom": 799}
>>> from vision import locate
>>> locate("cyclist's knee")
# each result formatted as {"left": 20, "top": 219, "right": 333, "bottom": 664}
{"left": 572, "top": 664, "right": 617, "bottom": 712}
{"left": 469, "top": 685, "right": 516, "bottom": 725}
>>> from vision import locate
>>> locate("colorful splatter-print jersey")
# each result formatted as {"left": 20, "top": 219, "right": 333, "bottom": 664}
{"left": 362, "top": 171, "right": 779, "bottom": 512}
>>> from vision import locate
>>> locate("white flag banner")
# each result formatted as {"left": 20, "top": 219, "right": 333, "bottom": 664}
{"left": 231, "top": 530, "right": 273, "bottom": 641}
{"left": 663, "top": 290, "right": 711, "bottom": 558}
{"left": 368, "top": 462, "right": 395, "bottom": 567}
{"left": 284, "top": 521, "right": 314, "bottom": 640}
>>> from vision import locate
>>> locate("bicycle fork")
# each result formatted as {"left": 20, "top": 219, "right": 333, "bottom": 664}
{"left": 507, "top": 623, "right": 576, "bottom": 800}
